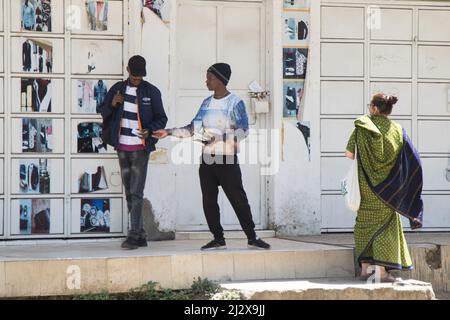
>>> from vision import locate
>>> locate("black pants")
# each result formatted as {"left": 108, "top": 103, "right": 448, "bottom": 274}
{"left": 118, "top": 150, "right": 149, "bottom": 240}
{"left": 199, "top": 154, "right": 256, "bottom": 241}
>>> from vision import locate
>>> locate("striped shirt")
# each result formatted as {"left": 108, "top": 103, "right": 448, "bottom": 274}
{"left": 118, "top": 86, "right": 145, "bottom": 151}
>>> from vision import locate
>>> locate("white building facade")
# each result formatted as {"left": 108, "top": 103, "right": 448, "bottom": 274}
{"left": 0, "top": 0, "right": 449, "bottom": 241}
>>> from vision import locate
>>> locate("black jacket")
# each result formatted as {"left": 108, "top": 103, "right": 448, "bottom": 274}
{"left": 99, "top": 80, "right": 168, "bottom": 154}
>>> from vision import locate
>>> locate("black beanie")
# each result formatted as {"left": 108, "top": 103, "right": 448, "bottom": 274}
{"left": 207, "top": 63, "right": 232, "bottom": 86}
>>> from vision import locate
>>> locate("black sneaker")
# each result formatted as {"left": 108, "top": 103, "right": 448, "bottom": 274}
{"left": 248, "top": 237, "right": 271, "bottom": 250}
{"left": 121, "top": 237, "right": 139, "bottom": 250}
{"left": 137, "top": 237, "right": 148, "bottom": 247}
{"left": 201, "top": 239, "right": 227, "bottom": 251}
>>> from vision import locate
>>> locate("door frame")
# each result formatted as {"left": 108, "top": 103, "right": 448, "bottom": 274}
{"left": 171, "top": 0, "right": 272, "bottom": 231}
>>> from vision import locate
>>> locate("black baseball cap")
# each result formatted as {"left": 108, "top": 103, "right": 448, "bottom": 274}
{"left": 128, "top": 55, "right": 147, "bottom": 77}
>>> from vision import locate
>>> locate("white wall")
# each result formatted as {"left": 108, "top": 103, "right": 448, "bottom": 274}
{"left": 269, "top": 0, "right": 321, "bottom": 236}
{"left": 135, "top": 0, "right": 323, "bottom": 236}
{"left": 270, "top": 0, "right": 450, "bottom": 236}
{"left": 128, "top": 3, "right": 177, "bottom": 233}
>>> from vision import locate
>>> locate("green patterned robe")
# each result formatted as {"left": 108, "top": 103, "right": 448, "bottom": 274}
{"left": 346, "top": 115, "right": 413, "bottom": 270}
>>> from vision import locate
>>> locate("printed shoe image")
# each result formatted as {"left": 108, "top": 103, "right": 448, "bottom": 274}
{"left": 29, "top": 163, "right": 39, "bottom": 191}
{"left": 28, "top": 123, "right": 38, "bottom": 151}
{"left": 40, "top": 125, "right": 47, "bottom": 147}
{"left": 92, "top": 166, "right": 108, "bottom": 191}
{"left": 79, "top": 172, "right": 92, "bottom": 193}
{"left": 20, "top": 164, "right": 28, "bottom": 189}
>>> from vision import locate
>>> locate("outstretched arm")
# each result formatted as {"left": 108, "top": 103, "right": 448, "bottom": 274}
{"left": 153, "top": 106, "right": 203, "bottom": 139}
{"left": 152, "top": 123, "right": 194, "bottom": 139}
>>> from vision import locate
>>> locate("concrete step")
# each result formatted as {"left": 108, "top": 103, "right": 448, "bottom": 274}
{"left": 0, "top": 238, "right": 354, "bottom": 298}
{"left": 175, "top": 230, "right": 276, "bottom": 240}
{"left": 283, "top": 233, "right": 450, "bottom": 293}
{"left": 216, "top": 278, "right": 436, "bottom": 300}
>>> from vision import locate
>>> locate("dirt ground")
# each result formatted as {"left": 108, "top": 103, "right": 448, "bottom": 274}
{"left": 435, "top": 292, "right": 450, "bottom": 300}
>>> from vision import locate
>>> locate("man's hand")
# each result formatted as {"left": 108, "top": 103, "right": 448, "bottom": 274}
{"left": 152, "top": 129, "right": 169, "bottom": 139}
{"left": 132, "top": 129, "right": 150, "bottom": 140}
{"left": 111, "top": 91, "right": 124, "bottom": 108}
{"left": 140, "top": 129, "right": 150, "bottom": 140}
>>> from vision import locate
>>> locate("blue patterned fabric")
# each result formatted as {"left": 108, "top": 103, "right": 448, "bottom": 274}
{"left": 361, "top": 128, "right": 424, "bottom": 229}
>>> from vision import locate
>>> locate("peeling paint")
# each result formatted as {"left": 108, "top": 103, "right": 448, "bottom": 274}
{"left": 425, "top": 245, "right": 442, "bottom": 270}
{"left": 142, "top": 198, "right": 175, "bottom": 241}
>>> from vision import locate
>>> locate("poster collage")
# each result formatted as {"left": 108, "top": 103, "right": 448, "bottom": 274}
{"left": 9, "top": 0, "right": 122, "bottom": 237}
{"left": 282, "top": 0, "right": 311, "bottom": 159}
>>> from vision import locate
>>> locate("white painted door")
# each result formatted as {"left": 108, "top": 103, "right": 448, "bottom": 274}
{"left": 174, "top": 0, "right": 267, "bottom": 231}
{"left": 319, "top": 2, "right": 450, "bottom": 232}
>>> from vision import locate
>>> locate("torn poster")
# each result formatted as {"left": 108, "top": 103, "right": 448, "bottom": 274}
{"left": 142, "top": 0, "right": 170, "bottom": 23}
{"left": 21, "top": 0, "right": 52, "bottom": 32}
{"left": 86, "top": 0, "right": 108, "bottom": 31}
{"left": 282, "top": 1, "right": 310, "bottom": 120}
{"left": 283, "top": 80, "right": 304, "bottom": 118}
{"left": 284, "top": 0, "right": 310, "bottom": 9}
{"left": 296, "top": 121, "right": 311, "bottom": 161}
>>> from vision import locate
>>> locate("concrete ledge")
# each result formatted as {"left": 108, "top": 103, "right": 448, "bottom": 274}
{"left": 218, "top": 278, "right": 436, "bottom": 300}
{"left": 0, "top": 238, "right": 354, "bottom": 298}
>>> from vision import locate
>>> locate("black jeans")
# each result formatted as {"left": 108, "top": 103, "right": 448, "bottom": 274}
{"left": 118, "top": 150, "right": 149, "bottom": 240}
{"left": 199, "top": 154, "right": 257, "bottom": 241}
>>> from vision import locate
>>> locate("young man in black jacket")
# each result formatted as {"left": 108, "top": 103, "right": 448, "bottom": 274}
{"left": 100, "top": 55, "right": 168, "bottom": 249}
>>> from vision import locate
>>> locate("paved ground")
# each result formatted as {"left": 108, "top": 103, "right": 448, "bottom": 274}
{"left": 0, "top": 237, "right": 349, "bottom": 261}
{"left": 1, "top": 232, "right": 448, "bottom": 261}
{"left": 1, "top": 234, "right": 447, "bottom": 299}
{"left": 435, "top": 292, "right": 450, "bottom": 300}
